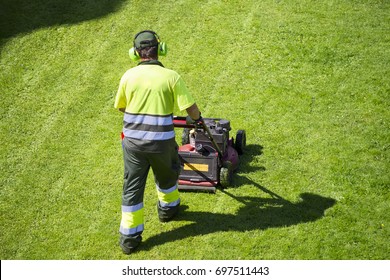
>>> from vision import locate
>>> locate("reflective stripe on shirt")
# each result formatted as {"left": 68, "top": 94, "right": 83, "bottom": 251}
{"left": 123, "top": 113, "right": 174, "bottom": 141}
{"left": 124, "top": 114, "right": 173, "bottom": 126}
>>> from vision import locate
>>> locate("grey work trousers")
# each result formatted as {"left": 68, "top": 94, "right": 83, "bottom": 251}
{"left": 119, "top": 138, "right": 181, "bottom": 251}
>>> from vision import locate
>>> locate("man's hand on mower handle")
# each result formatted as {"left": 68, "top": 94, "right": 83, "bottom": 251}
{"left": 186, "top": 114, "right": 203, "bottom": 127}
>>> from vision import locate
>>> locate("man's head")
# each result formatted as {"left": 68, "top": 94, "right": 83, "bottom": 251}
{"left": 137, "top": 46, "right": 158, "bottom": 60}
{"left": 134, "top": 30, "right": 159, "bottom": 50}
{"left": 129, "top": 30, "right": 167, "bottom": 61}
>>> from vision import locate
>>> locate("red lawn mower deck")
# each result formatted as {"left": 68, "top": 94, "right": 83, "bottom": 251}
{"left": 173, "top": 116, "right": 246, "bottom": 192}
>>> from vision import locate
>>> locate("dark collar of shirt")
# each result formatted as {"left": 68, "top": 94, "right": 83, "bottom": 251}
{"left": 138, "top": 60, "right": 164, "bottom": 67}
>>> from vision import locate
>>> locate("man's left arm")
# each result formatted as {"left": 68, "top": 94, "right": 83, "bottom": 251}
{"left": 114, "top": 75, "right": 127, "bottom": 112}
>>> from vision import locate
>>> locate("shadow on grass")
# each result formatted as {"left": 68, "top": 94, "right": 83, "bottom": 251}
{"left": 0, "top": 0, "right": 125, "bottom": 40}
{"left": 142, "top": 192, "right": 336, "bottom": 251}
{"left": 142, "top": 144, "right": 336, "bottom": 251}
{"left": 235, "top": 144, "right": 266, "bottom": 174}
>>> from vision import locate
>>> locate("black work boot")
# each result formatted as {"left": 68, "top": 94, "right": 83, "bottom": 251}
{"left": 157, "top": 202, "right": 180, "bottom": 222}
{"left": 119, "top": 234, "right": 142, "bottom": 254}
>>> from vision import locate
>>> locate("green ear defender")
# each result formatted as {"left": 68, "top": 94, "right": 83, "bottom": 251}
{"left": 158, "top": 41, "right": 167, "bottom": 56}
{"left": 129, "top": 30, "right": 167, "bottom": 61}
{"left": 129, "top": 47, "right": 140, "bottom": 61}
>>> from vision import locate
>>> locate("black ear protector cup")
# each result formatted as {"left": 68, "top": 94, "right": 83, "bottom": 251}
{"left": 129, "top": 30, "right": 167, "bottom": 61}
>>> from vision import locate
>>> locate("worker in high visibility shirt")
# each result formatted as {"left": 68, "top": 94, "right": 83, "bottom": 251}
{"left": 114, "top": 30, "right": 201, "bottom": 254}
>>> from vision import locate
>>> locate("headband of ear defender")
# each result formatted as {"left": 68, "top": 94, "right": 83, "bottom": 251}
{"left": 129, "top": 30, "right": 167, "bottom": 61}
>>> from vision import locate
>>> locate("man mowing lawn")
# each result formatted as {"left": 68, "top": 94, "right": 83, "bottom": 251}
{"left": 114, "top": 30, "right": 202, "bottom": 254}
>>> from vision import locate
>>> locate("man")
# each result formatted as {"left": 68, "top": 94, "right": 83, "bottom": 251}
{"left": 114, "top": 30, "right": 201, "bottom": 254}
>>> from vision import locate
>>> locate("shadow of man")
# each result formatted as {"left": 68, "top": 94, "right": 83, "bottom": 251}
{"left": 141, "top": 143, "right": 335, "bottom": 252}
{"left": 142, "top": 191, "right": 336, "bottom": 251}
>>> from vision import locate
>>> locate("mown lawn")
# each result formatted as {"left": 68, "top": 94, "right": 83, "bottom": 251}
{"left": 1, "top": 0, "right": 389, "bottom": 260}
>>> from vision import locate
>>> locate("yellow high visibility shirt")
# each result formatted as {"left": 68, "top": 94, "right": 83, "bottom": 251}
{"left": 114, "top": 61, "right": 195, "bottom": 115}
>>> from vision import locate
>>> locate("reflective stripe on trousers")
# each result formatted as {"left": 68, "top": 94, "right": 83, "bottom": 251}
{"left": 119, "top": 203, "right": 144, "bottom": 235}
{"left": 156, "top": 184, "right": 180, "bottom": 207}
{"left": 119, "top": 185, "right": 180, "bottom": 236}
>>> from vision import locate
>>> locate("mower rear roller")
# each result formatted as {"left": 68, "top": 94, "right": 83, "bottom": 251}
{"left": 219, "top": 161, "right": 233, "bottom": 188}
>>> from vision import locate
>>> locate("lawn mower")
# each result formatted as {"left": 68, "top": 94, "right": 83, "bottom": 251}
{"left": 173, "top": 116, "right": 246, "bottom": 192}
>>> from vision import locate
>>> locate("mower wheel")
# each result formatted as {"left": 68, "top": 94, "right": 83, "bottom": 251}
{"left": 235, "top": 130, "right": 246, "bottom": 155}
{"left": 181, "top": 128, "right": 190, "bottom": 145}
{"left": 220, "top": 161, "right": 233, "bottom": 188}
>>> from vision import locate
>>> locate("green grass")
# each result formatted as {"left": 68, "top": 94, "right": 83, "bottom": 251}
{"left": 1, "top": 0, "right": 389, "bottom": 260}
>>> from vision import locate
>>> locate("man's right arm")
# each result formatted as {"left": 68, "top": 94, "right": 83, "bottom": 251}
{"left": 186, "top": 103, "right": 201, "bottom": 121}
